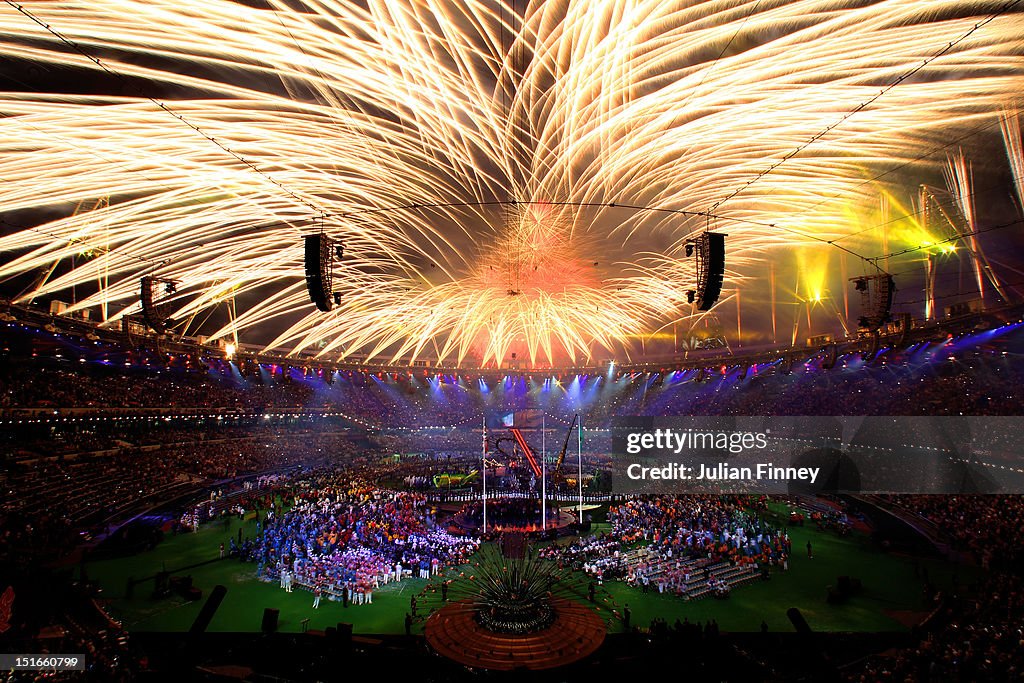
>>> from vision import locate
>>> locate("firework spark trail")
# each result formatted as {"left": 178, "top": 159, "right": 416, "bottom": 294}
{"left": 924, "top": 253, "right": 936, "bottom": 320}
{"left": 916, "top": 185, "right": 936, "bottom": 320}
{"left": 1002, "top": 110, "right": 1024, "bottom": 213}
{"left": 0, "top": 1, "right": 1022, "bottom": 364}
{"left": 945, "top": 150, "right": 1007, "bottom": 302}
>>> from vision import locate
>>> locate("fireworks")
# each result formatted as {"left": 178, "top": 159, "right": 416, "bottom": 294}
{"left": 0, "top": 1, "right": 1022, "bottom": 365}
{"left": 1002, "top": 110, "right": 1024, "bottom": 214}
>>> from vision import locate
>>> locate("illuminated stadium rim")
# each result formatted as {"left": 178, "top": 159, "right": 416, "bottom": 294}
{"left": 9, "top": 301, "right": 1020, "bottom": 379}
{"left": 171, "top": 304, "right": 1024, "bottom": 374}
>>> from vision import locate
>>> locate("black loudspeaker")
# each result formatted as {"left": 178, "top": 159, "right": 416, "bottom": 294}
{"left": 697, "top": 232, "right": 725, "bottom": 311}
{"left": 880, "top": 275, "right": 896, "bottom": 321}
{"left": 304, "top": 234, "right": 334, "bottom": 312}
{"left": 788, "top": 607, "right": 840, "bottom": 681}
{"left": 261, "top": 607, "right": 280, "bottom": 634}
{"left": 787, "top": 607, "right": 812, "bottom": 635}
{"left": 836, "top": 575, "right": 862, "bottom": 596}
{"left": 189, "top": 585, "right": 227, "bottom": 634}
{"left": 140, "top": 276, "right": 174, "bottom": 333}
{"left": 141, "top": 276, "right": 158, "bottom": 331}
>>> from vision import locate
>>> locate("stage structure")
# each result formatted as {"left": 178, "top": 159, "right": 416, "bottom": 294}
{"left": 421, "top": 543, "right": 611, "bottom": 670}
{"left": 509, "top": 428, "right": 542, "bottom": 478}
{"left": 139, "top": 276, "right": 178, "bottom": 334}
{"left": 551, "top": 414, "right": 586, "bottom": 524}
{"left": 851, "top": 273, "right": 896, "bottom": 332}
{"left": 482, "top": 413, "right": 586, "bottom": 534}
{"left": 686, "top": 232, "right": 727, "bottom": 310}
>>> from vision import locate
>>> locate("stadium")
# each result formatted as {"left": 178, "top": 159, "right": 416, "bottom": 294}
{"left": 1, "top": 1, "right": 1023, "bottom": 681}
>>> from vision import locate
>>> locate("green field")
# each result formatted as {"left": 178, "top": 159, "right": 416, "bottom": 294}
{"left": 87, "top": 510, "right": 967, "bottom": 636}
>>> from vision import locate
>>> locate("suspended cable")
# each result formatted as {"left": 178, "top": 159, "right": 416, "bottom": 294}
{"left": 710, "top": 0, "right": 1024, "bottom": 212}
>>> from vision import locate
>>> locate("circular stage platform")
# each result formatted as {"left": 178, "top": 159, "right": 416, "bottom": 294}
{"left": 424, "top": 597, "right": 606, "bottom": 671}
{"left": 447, "top": 507, "right": 579, "bottom": 536}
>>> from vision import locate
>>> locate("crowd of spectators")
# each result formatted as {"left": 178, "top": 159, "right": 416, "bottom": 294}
{"left": 253, "top": 469, "right": 479, "bottom": 604}
{"left": 608, "top": 496, "right": 777, "bottom": 557}
{"left": 537, "top": 495, "right": 784, "bottom": 595}
{"left": 0, "top": 589, "right": 137, "bottom": 683}
{"left": 4, "top": 320, "right": 1024, "bottom": 432}
{"left": 3, "top": 316, "right": 1024, "bottom": 678}
{"left": 844, "top": 570, "right": 1023, "bottom": 681}
{"left": 609, "top": 496, "right": 786, "bottom": 580}
{"left": 0, "top": 431, "right": 360, "bottom": 564}
{"left": 539, "top": 534, "right": 623, "bottom": 574}
{"left": 885, "top": 495, "right": 1024, "bottom": 570}
{"left": 844, "top": 494, "right": 1024, "bottom": 681}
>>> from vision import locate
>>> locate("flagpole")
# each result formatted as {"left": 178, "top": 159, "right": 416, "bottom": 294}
{"left": 541, "top": 413, "right": 546, "bottom": 531}
{"left": 577, "top": 414, "right": 583, "bottom": 523}
{"left": 482, "top": 415, "right": 487, "bottom": 534}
